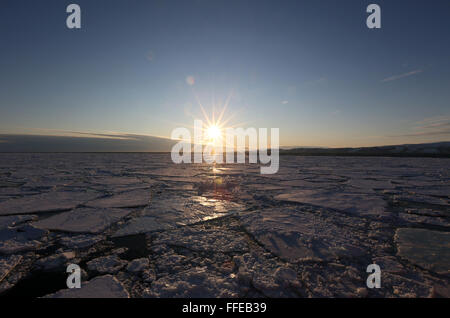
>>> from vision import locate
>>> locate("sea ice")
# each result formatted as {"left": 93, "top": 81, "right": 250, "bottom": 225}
{"left": 33, "top": 207, "right": 131, "bottom": 234}
{"left": 153, "top": 227, "right": 249, "bottom": 253}
{"left": 278, "top": 179, "right": 333, "bottom": 189}
{"left": 244, "top": 183, "right": 288, "bottom": 191}
{"left": 0, "top": 154, "right": 448, "bottom": 298}
{"left": 0, "top": 225, "right": 47, "bottom": 254}
{"left": 346, "top": 178, "right": 395, "bottom": 191}
{"left": 372, "top": 256, "right": 405, "bottom": 274}
{"left": 113, "top": 216, "right": 173, "bottom": 237}
{"left": 114, "top": 195, "right": 244, "bottom": 237}
{"left": 146, "top": 267, "right": 238, "bottom": 297}
{"left": 239, "top": 206, "right": 367, "bottom": 262}
{"left": 59, "top": 234, "right": 104, "bottom": 249}
{"left": 90, "top": 176, "right": 144, "bottom": 186}
{"left": 126, "top": 258, "right": 149, "bottom": 273}
{"left": 395, "top": 228, "right": 450, "bottom": 275}
{"left": 87, "top": 255, "right": 127, "bottom": 274}
{"left": 35, "top": 252, "right": 76, "bottom": 271}
{"left": 0, "top": 191, "right": 100, "bottom": 215}
{"left": 0, "top": 255, "right": 22, "bottom": 283}
{"left": 85, "top": 189, "right": 150, "bottom": 208}
{"left": 274, "top": 189, "right": 387, "bottom": 217}
{"left": 393, "top": 193, "right": 449, "bottom": 206}
{"left": 233, "top": 253, "right": 303, "bottom": 297}
{"left": 0, "top": 215, "right": 35, "bottom": 230}
{"left": 411, "top": 186, "right": 450, "bottom": 197}
{"left": 45, "top": 275, "right": 129, "bottom": 298}
{"left": 148, "top": 167, "right": 201, "bottom": 177}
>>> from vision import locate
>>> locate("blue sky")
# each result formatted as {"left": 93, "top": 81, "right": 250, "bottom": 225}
{"left": 0, "top": 0, "right": 449, "bottom": 148}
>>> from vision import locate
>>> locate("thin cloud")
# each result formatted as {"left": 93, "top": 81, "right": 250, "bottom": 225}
{"left": 421, "top": 121, "right": 450, "bottom": 130}
{"left": 388, "top": 116, "right": 450, "bottom": 137}
{"left": 68, "top": 131, "right": 142, "bottom": 140}
{"left": 381, "top": 69, "right": 423, "bottom": 83}
{"left": 7, "top": 128, "right": 172, "bottom": 142}
{"left": 416, "top": 116, "right": 450, "bottom": 129}
{"left": 392, "top": 128, "right": 450, "bottom": 137}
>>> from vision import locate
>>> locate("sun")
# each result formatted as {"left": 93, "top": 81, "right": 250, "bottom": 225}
{"left": 206, "top": 125, "right": 222, "bottom": 140}
{"left": 181, "top": 90, "right": 249, "bottom": 148}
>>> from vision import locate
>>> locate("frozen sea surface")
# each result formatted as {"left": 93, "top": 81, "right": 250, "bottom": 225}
{"left": 0, "top": 153, "right": 449, "bottom": 298}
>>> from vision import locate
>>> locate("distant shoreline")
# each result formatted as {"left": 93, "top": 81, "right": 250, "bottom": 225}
{"left": 279, "top": 152, "right": 450, "bottom": 158}
{"left": 0, "top": 140, "right": 449, "bottom": 158}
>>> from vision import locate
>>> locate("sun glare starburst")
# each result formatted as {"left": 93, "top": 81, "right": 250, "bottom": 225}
{"left": 164, "top": 88, "right": 251, "bottom": 149}
{"left": 206, "top": 125, "right": 221, "bottom": 140}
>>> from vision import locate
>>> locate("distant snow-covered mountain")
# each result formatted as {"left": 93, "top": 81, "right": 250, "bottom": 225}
{"left": 281, "top": 142, "right": 450, "bottom": 157}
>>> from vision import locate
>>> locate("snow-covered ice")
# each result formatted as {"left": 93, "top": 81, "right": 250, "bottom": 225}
{"left": 33, "top": 207, "right": 131, "bottom": 234}
{"left": 274, "top": 189, "right": 388, "bottom": 217}
{"left": 395, "top": 228, "right": 450, "bottom": 275}
{"left": 87, "top": 255, "right": 127, "bottom": 274}
{"left": 45, "top": 275, "right": 129, "bottom": 298}
{"left": 59, "top": 234, "right": 104, "bottom": 249}
{"left": 113, "top": 194, "right": 245, "bottom": 237}
{"left": 239, "top": 206, "right": 367, "bottom": 262}
{"left": 145, "top": 267, "right": 239, "bottom": 298}
{"left": 126, "top": 258, "right": 149, "bottom": 273}
{"left": 0, "top": 225, "right": 47, "bottom": 254}
{"left": 0, "top": 191, "right": 100, "bottom": 215}
{"left": 85, "top": 189, "right": 151, "bottom": 209}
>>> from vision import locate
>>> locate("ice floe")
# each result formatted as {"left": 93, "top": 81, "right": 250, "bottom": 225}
{"left": 0, "top": 215, "right": 35, "bottom": 230}
{"left": 59, "top": 234, "right": 104, "bottom": 249}
{"left": 0, "top": 191, "right": 99, "bottom": 215}
{"left": 114, "top": 194, "right": 244, "bottom": 237}
{"left": 233, "top": 253, "right": 303, "bottom": 297}
{"left": 274, "top": 189, "right": 387, "bottom": 217}
{"left": 146, "top": 267, "right": 238, "bottom": 297}
{"left": 35, "top": 252, "right": 76, "bottom": 271}
{"left": 33, "top": 207, "right": 131, "bottom": 234}
{"left": 239, "top": 206, "right": 368, "bottom": 262}
{"left": 395, "top": 228, "right": 450, "bottom": 275}
{"left": 393, "top": 193, "right": 449, "bottom": 206}
{"left": 0, "top": 225, "right": 47, "bottom": 254}
{"left": 153, "top": 227, "right": 249, "bottom": 253}
{"left": 85, "top": 189, "right": 150, "bottom": 208}
{"left": 87, "top": 255, "right": 127, "bottom": 274}
{"left": 45, "top": 275, "right": 129, "bottom": 298}
{"left": 126, "top": 258, "right": 149, "bottom": 273}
